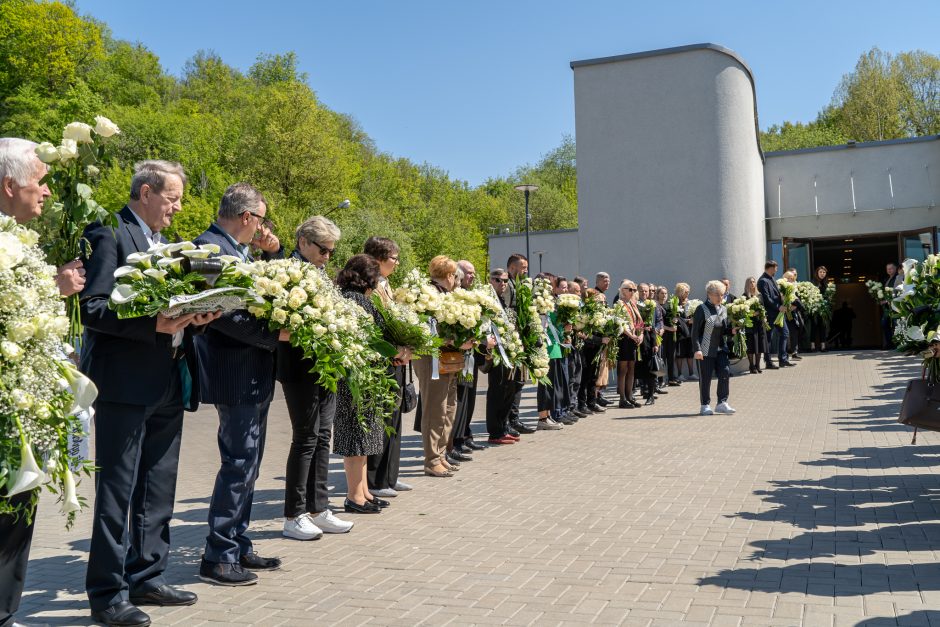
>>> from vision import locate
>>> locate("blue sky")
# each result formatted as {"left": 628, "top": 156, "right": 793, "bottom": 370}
{"left": 78, "top": 0, "right": 940, "bottom": 186}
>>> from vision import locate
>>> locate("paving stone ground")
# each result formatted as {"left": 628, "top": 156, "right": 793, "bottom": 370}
{"left": 19, "top": 350, "right": 940, "bottom": 626}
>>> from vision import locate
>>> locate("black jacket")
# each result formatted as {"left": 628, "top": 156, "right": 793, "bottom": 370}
{"left": 193, "top": 223, "right": 283, "bottom": 405}
{"left": 693, "top": 300, "right": 732, "bottom": 358}
{"left": 79, "top": 206, "right": 200, "bottom": 410}
{"left": 757, "top": 272, "right": 782, "bottom": 316}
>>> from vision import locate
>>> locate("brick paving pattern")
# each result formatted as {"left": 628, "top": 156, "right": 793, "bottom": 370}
{"left": 19, "top": 350, "right": 940, "bottom": 626}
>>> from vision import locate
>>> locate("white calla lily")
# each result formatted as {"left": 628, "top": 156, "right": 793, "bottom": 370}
{"left": 163, "top": 242, "right": 196, "bottom": 254}
{"left": 908, "top": 325, "right": 927, "bottom": 342}
{"left": 218, "top": 255, "right": 240, "bottom": 264}
{"left": 113, "top": 266, "right": 144, "bottom": 280}
{"left": 59, "top": 467, "right": 82, "bottom": 514}
{"left": 59, "top": 362, "right": 99, "bottom": 413}
{"left": 180, "top": 249, "right": 212, "bottom": 259}
{"left": 125, "top": 252, "right": 154, "bottom": 268}
{"left": 7, "top": 421, "right": 46, "bottom": 496}
{"left": 156, "top": 257, "right": 184, "bottom": 269}
{"left": 197, "top": 243, "right": 221, "bottom": 254}
{"left": 109, "top": 284, "right": 138, "bottom": 305}
{"left": 143, "top": 268, "right": 168, "bottom": 283}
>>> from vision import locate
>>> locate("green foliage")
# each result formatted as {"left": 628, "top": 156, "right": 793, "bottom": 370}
{"left": 1, "top": 0, "right": 578, "bottom": 275}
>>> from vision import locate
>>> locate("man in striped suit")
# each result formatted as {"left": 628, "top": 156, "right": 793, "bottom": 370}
{"left": 194, "top": 183, "right": 284, "bottom": 587}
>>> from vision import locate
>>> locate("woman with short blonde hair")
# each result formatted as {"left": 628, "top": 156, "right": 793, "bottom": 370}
{"left": 743, "top": 276, "right": 768, "bottom": 373}
{"left": 615, "top": 280, "right": 642, "bottom": 408}
{"left": 674, "top": 282, "right": 695, "bottom": 381}
{"left": 693, "top": 280, "right": 735, "bottom": 416}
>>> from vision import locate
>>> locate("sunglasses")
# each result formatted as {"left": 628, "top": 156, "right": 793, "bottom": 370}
{"left": 623, "top": 287, "right": 636, "bottom": 292}
{"left": 312, "top": 241, "right": 335, "bottom": 257}
{"left": 492, "top": 278, "right": 509, "bottom": 283}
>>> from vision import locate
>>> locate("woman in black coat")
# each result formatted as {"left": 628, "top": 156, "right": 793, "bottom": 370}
{"left": 810, "top": 265, "right": 830, "bottom": 352}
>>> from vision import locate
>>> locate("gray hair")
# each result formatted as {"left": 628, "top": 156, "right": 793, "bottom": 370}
{"left": 130, "top": 160, "right": 187, "bottom": 200}
{"left": 219, "top": 182, "right": 266, "bottom": 219}
{"left": 457, "top": 260, "right": 475, "bottom": 274}
{"left": 455, "top": 266, "right": 465, "bottom": 284}
{"left": 296, "top": 215, "right": 340, "bottom": 245}
{"left": 705, "top": 280, "right": 726, "bottom": 296}
{"left": 595, "top": 272, "right": 610, "bottom": 281}
{"left": 0, "top": 138, "right": 41, "bottom": 186}
{"left": 490, "top": 267, "right": 507, "bottom": 278}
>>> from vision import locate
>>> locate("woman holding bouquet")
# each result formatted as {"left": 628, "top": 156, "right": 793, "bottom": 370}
{"left": 674, "top": 282, "right": 696, "bottom": 381}
{"left": 414, "top": 255, "right": 468, "bottom": 477}
{"left": 579, "top": 289, "right": 607, "bottom": 414}
{"left": 811, "top": 265, "right": 830, "bottom": 352}
{"left": 743, "top": 277, "right": 767, "bottom": 374}
{"left": 363, "top": 236, "right": 412, "bottom": 498}
{"left": 333, "top": 254, "right": 412, "bottom": 513}
{"left": 635, "top": 283, "right": 659, "bottom": 406}
{"left": 694, "top": 281, "right": 736, "bottom": 416}
{"left": 616, "top": 280, "right": 642, "bottom": 409}
{"left": 278, "top": 216, "right": 354, "bottom": 538}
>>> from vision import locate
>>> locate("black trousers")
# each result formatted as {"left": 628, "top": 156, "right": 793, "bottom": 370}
{"left": 87, "top": 372, "right": 184, "bottom": 612}
{"left": 662, "top": 332, "right": 678, "bottom": 381}
{"left": 485, "top": 363, "right": 515, "bottom": 439}
{"left": 580, "top": 344, "right": 601, "bottom": 405}
{"left": 811, "top": 316, "right": 828, "bottom": 347}
{"left": 452, "top": 359, "right": 480, "bottom": 448}
{"left": 697, "top": 353, "right": 730, "bottom": 406}
{"left": 282, "top": 380, "right": 336, "bottom": 517}
{"left": 368, "top": 365, "right": 405, "bottom": 491}
{"left": 568, "top": 349, "right": 582, "bottom": 410}
{"left": 0, "top": 493, "right": 35, "bottom": 625}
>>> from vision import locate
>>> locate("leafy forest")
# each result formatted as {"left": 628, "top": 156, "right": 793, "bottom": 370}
{"left": 0, "top": 1, "right": 937, "bottom": 274}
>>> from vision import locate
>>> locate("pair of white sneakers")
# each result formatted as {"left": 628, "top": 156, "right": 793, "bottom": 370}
{"left": 283, "top": 510, "right": 353, "bottom": 540}
{"left": 700, "top": 402, "right": 736, "bottom": 416}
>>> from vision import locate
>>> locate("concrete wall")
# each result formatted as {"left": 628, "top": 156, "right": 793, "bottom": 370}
{"left": 487, "top": 229, "right": 580, "bottom": 278}
{"left": 764, "top": 137, "right": 940, "bottom": 239}
{"left": 571, "top": 44, "right": 766, "bottom": 300}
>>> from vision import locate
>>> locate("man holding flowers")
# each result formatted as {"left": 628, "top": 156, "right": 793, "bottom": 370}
{"left": 81, "top": 161, "right": 220, "bottom": 626}
{"left": 192, "top": 183, "right": 284, "bottom": 587}
{"left": 757, "top": 260, "right": 793, "bottom": 369}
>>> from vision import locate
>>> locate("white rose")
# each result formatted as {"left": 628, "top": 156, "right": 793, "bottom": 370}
{"left": 35, "top": 142, "right": 60, "bottom": 164}
{"left": 58, "top": 139, "right": 79, "bottom": 162}
{"left": 93, "top": 115, "right": 121, "bottom": 138}
{"left": 0, "top": 232, "right": 26, "bottom": 269}
{"left": 8, "top": 320, "right": 36, "bottom": 343}
{"left": 63, "top": 122, "right": 94, "bottom": 144}
{"left": 272, "top": 308, "right": 288, "bottom": 324}
{"left": 1, "top": 340, "right": 23, "bottom": 361}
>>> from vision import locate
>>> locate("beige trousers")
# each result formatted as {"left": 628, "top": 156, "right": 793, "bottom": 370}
{"left": 413, "top": 356, "right": 458, "bottom": 469}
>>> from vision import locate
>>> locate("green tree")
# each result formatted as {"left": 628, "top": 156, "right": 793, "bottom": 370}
{"left": 834, "top": 47, "right": 904, "bottom": 141}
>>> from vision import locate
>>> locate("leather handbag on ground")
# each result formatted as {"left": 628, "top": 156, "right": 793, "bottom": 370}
{"left": 400, "top": 364, "right": 418, "bottom": 414}
{"left": 898, "top": 378, "right": 940, "bottom": 443}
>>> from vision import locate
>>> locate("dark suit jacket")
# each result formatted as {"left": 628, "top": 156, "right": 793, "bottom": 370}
{"left": 193, "top": 223, "right": 283, "bottom": 406}
{"left": 79, "top": 206, "right": 200, "bottom": 410}
{"left": 757, "top": 272, "right": 782, "bottom": 317}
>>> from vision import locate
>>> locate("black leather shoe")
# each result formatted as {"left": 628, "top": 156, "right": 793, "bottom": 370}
{"left": 466, "top": 440, "right": 486, "bottom": 450}
{"left": 572, "top": 408, "right": 588, "bottom": 418}
{"left": 667, "top": 380, "right": 681, "bottom": 387}
{"left": 656, "top": 387, "right": 668, "bottom": 395}
{"left": 444, "top": 454, "right": 462, "bottom": 467}
{"left": 559, "top": 415, "right": 576, "bottom": 425}
{"left": 644, "top": 396, "right": 655, "bottom": 406}
{"left": 198, "top": 560, "right": 258, "bottom": 586}
{"left": 506, "top": 427, "right": 521, "bottom": 437}
{"left": 618, "top": 399, "right": 633, "bottom": 409}
{"left": 366, "top": 496, "right": 390, "bottom": 508}
{"left": 239, "top": 552, "right": 281, "bottom": 571}
{"left": 791, "top": 354, "right": 802, "bottom": 360}
{"left": 765, "top": 362, "right": 779, "bottom": 370}
{"left": 629, "top": 397, "right": 642, "bottom": 408}
{"left": 129, "top": 584, "right": 197, "bottom": 606}
{"left": 344, "top": 498, "right": 381, "bottom": 513}
{"left": 596, "top": 396, "right": 611, "bottom": 406}
{"left": 511, "top": 421, "right": 536, "bottom": 434}
{"left": 587, "top": 403, "right": 606, "bottom": 413}
{"left": 456, "top": 444, "right": 474, "bottom": 454}
{"left": 90, "top": 602, "right": 151, "bottom": 626}
{"left": 449, "top": 450, "right": 473, "bottom": 462}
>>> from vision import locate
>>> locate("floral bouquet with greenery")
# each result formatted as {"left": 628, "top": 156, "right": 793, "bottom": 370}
{"left": 748, "top": 294, "right": 771, "bottom": 331}
{"left": 574, "top": 295, "right": 607, "bottom": 336}
{"left": 795, "top": 281, "right": 823, "bottom": 317}
{"left": 887, "top": 256, "right": 940, "bottom": 382}
{"left": 597, "top": 302, "right": 632, "bottom": 365}
{"left": 488, "top": 308, "right": 525, "bottom": 370}
{"left": 247, "top": 259, "right": 398, "bottom": 430}
{"left": 371, "top": 296, "right": 440, "bottom": 357}
{"left": 555, "top": 293, "right": 581, "bottom": 327}
{"left": 684, "top": 299, "right": 703, "bottom": 318}
{"left": 727, "top": 296, "right": 756, "bottom": 358}
{"left": 666, "top": 295, "right": 680, "bottom": 341}
{"left": 866, "top": 279, "right": 894, "bottom": 303}
{"left": 392, "top": 268, "right": 444, "bottom": 316}
{"left": 636, "top": 298, "right": 659, "bottom": 345}
{"left": 0, "top": 216, "right": 97, "bottom": 525}
{"left": 35, "top": 116, "right": 122, "bottom": 345}
{"left": 774, "top": 279, "right": 796, "bottom": 327}
{"left": 513, "top": 277, "right": 551, "bottom": 384}
{"left": 532, "top": 277, "right": 556, "bottom": 314}
{"left": 819, "top": 281, "right": 837, "bottom": 324}
{"left": 433, "top": 287, "right": 493, "bottom": 349}
{"left": 108, "top": 242, "right": 255, "bottom": 319}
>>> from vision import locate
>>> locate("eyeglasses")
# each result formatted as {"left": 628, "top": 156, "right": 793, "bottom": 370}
{"left": 387, "top": 255, "right": 400, "bottom": 263}
{"left": 312, "top": 241, "right": 335, "bottom": 257}
{"left": 492, "top": 278, "right": 509, "bottom": 283}
{"left": 241, "top": 210, "right": 265, "bottom": 221}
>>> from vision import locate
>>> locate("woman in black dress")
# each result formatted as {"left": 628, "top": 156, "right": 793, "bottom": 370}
{"left": 810, "top": 265, "right": 830, "bottom": 352}
{"left": 635, "top": 283, "right": 659, "bottom": 405}
{"left": 743, "top": 276, "right": 767, "bottom": 374}
{"left": 674, "top": 282, "right": 696, "bottom": 381}
{"left": 334, "top": 254, "right": 412, "bottom": 514}
{"left": 616, "top": 280, "right": 642, "bottom": 408}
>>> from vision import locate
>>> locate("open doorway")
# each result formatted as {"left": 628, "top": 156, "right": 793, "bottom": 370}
{"left": 811, "top": 235, "right": 899, "bottom": 349}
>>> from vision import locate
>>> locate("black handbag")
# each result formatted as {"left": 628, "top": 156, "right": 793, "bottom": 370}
{"left": 401, "top": 364, "right": 418, "bottom": 414}
{"left": 898, "top": 376, "right": 940, "bottom": 443}
{"left": 651, "top": 352, "right": 667, "bottom": 377}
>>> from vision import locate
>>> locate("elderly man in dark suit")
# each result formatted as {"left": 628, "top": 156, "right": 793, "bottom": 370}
{"left": 81, "top": 161, "right": 220, "bottom": 627}
{"left": 757, "top": 260, "right": 793, "bottom": 369}
{"left": 193, "top": 183, "right": 284, "bottom": 587}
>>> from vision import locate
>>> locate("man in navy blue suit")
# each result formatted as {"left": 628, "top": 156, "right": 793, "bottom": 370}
{"left": 757, "top": 260, "right": 794, "bottom": 369}
{"left": 193, "top": 183, "right": 285, "bottom": 587}
{"left": 81, "top": 161, "right": 221, "bottom": 627}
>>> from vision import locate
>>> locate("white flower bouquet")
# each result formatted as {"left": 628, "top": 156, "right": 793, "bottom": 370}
{"left": 865, "top": 279, "right": 892, "bottom": 303}
{"left": 684, "top": 299, "right": 703, "bottom": 318}
{"left": 794, "top": 281, "right": 823, "bottom": 318}
{"left": 247, "top": 259, "right": 399, "bottom": 428}
{"left": 0, "top": 216, "right": 97, "bottom": 525}
{"left": 370, "top": 295, "right": 440, "bottom": 356}
{"left": 598, "top": 302, "right": 632, "bottom": 364}
{"left": 512, "top": 277, "right": 550, "bottom": 383}
{"left": 727, "top": 296, "right": 756, "bottom": 358}
{"left": 392, "top": 268, "right": 444, "bottom": 316}
{"left": 775, "top": 280, "right": 796, "bottom": 327}
{"left": 555, "top": 293, "right": 581, "bottom": 327}
{"left": 886, "top": 255, "right": 940, "bottom": 381}
{"left": 489, "top": 310, "right": 525, "bottom": 370}
{"left": 819, "top": 281, "right": 837, "bottom": 323}
{"left": 35, "top": 116, "right": 122, "bottom": 344}
{"left": 108, "top": 242, "right": 255, "bottom": 318}
{"left": 532, "top": 277, "right": 556, "bottom": 315}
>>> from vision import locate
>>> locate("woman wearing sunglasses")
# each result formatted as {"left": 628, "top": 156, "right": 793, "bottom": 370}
{"left": 616, "top": 280, "right": 643, "bottom": 408}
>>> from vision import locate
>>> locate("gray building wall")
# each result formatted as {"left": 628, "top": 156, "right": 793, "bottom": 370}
{"left": 764, "top": 136, "right": 940, "bottom": 239}
{"left": 570, "top": 44, "right": 766, "bottom": 299}
{"left": 487, "top": 229, "right": 579, "bottom": 279}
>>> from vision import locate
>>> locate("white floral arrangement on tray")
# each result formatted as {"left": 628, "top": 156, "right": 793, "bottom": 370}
{"left": 0, "top": 216, "right": 97, "bottom": 525}
{"left": 108, "top": 242, "right": 256, "bottom": 318}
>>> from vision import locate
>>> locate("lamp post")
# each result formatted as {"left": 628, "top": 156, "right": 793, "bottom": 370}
{"left": 513, "top": 184, "right": 539, "bottom": 261}
{"left": 322, "top": 198, "right": 351, "bottom": 217}
{"left": 533, "top": 250, "right": 546, "bottom": 274}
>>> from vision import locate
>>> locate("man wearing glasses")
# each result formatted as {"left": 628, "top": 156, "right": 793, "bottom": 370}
{"left": 485, "top": 269, "right": 519, "bottom": 444}
{"left": 193, "top": 183, "right": 285, "bottom": 587}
